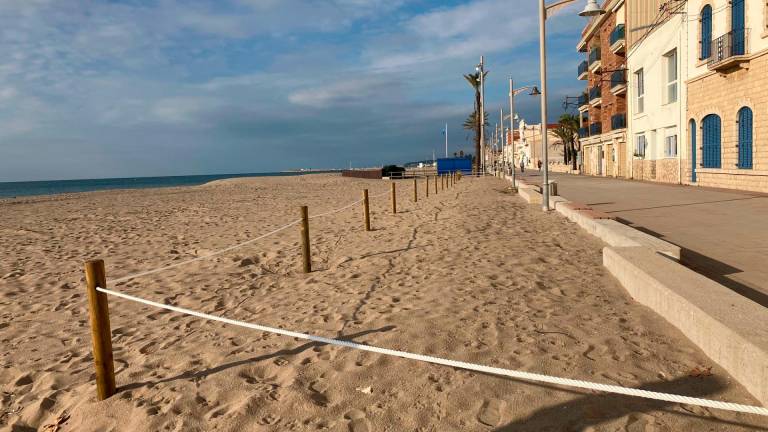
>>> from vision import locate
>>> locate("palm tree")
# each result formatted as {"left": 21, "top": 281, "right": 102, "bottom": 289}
{"left": 464, "top": 71, "right": 487, "bottom": 172}
{"left": 552, "top": 113, "right": 579, "bottom": 170}
{"left": 462, "top": 110, "right": 489, "bottom": 163}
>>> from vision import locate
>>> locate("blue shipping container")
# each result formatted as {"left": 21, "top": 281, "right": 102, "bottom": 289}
{"left": 436, "top": 157, "right": 472, "bottom": 175}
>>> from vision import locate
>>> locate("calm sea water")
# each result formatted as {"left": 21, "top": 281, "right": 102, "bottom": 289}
{"left": 0, "top": 172, "right": 332, "bottom": 199}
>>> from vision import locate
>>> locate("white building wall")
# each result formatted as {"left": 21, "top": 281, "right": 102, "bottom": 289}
{"left": 626, "top": 9, "right": 688, "bottom": 183}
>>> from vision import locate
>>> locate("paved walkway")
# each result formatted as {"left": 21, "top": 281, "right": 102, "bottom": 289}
{"left": 517, "top": 170, "right": 768, "bottom": 307}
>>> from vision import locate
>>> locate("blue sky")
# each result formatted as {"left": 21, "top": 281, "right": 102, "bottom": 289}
{"left": 0, "top": 0, "right": 589, "bottom": 181}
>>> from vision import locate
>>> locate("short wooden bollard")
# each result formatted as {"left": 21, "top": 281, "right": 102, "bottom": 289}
{"left": 434, "top": 175, "right": 438, "bottom": 194}
{"left": 300, "top": 206, "right": 311, "bottom": 273}
{"left": 363, "top": 189, "right": 371, "bottom": 231}
{"left": 425, "top": 176, "right": 429, "bottom": 198}
{"left": 413, "top": 177, "right": 418, "bottom": 202}
{"left": 441, "top": 175, "right": 445, "bottom": 191}
{"left": 391, "top": 182, "right": 397, "bottom": 214}
{"left": 84, "top": 259, "right": 117, "bottom": 401}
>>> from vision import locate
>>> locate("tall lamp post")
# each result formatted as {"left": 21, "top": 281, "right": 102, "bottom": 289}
{"left": 476, "top": 56, "right": 486, "bottom": 175}
{"left": 508, "top": 78, "right": 540, "bottom": 188}
{"left": 538, "top": 0, "right": 604, "bottom": 210}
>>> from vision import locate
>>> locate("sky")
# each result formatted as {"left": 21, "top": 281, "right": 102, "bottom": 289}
{"left": 0, "top": 0, "right": 589, "bottom": 182}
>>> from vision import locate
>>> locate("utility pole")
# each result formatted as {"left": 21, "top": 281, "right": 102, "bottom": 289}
{"left": 444, "top": 123, "right": 448, "bottom": 158}
{"left": 509, "top": 77, "right": 516, "bottom": 187}
{"left": 477, "top": 56, "right": 485, "bottom": 175}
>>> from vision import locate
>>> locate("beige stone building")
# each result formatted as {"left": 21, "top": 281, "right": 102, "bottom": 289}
{"left": 685, "top": 0, "right": 768, "bottom": 192}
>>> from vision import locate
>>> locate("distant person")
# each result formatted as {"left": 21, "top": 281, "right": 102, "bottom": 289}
{"left": 519, "top": 158, "right": 525, "bottom": 173}
{"left": 537, "top": 159, "right": 542, "bottom": 171}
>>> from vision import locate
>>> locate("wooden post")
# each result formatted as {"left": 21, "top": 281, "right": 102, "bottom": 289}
{"left": 300, "top": 206, "right": 311, "bottom": 273}
{"left": 391, "top": 182, "right": 397, "bottom": 214}
{"left": 413, "top": 177, "right": 418, "bottom": 202}
{"left": 84, "top": 259, "right": 116, "bottom": 401}
{"left": 441, "top": 175, "right": 445, "bottom": 191}
{"left": 425, "top": 176, "right": 429, "bottom": 198}
{"left": 434, "top": 175, "right": 438, "bottom": 194}
{"left": 363, "top": 189, "right": 371, "bottom": 231}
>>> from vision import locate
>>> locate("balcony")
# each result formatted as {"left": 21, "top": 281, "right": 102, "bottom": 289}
{"left": 589, "top": 47, "right": 601, "bottom": 73}
{"left": 589, "top": 85, "right": 601, "bottom": 107}
{"left": 609, "top": 24, "right": 625, "bottom": 54}
{"left": 610, "top": 70, "right": 627, "bottom": 95}
{"left": 578, "top": 92, "right": 589, "bottom": 111}
{"left": 708, "top": 29, "right": 750, "bottom": 72}
{"left": 578, "top": 60, "right": 589, "bottom": 80}
{"left": 611, "top": 113, "right": 626, "bottom": 130}
{"left": 589, "top": 122, "right": 602, "bottom": 136}
{"left": 578, "top": 127, "right": 589, "bottom": 139}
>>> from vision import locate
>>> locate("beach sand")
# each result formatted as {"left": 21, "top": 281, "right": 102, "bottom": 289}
{"left": 0, "top": 174, "right": 764, "bottom": 431}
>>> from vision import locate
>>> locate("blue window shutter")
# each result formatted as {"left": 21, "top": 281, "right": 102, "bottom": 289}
{"left": 702, "top": 114, "right": 721, "bottom": 169}
{"left": 738, "top": 107, "right": 753, "bottom": 169}
{"left": 701, "top": 6, "right": 712, "bottom": 59}
{"left": 732, "top": 0, "right": 745, "bottom": 55}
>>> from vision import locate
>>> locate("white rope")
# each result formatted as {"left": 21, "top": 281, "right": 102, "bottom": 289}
{"left": 96, "top": 286, "right": 768, "bottom": 417}
{"left": 112, "top": 189, "right": 391, "bottom": 284}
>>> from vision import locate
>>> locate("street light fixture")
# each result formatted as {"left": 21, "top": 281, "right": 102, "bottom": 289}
{"left": 537, "top": 0, "right": 604, "bottom": 211}
{"left": 507, "top": 79, "right": 540, "bottom": 188}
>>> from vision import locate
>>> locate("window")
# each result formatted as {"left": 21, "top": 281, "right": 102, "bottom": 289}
{"left": 702, "top": 114, "right": 722, "bottom": 168}
{"left": 737, "top": 107, "right": 753, "bottom": 169}
{"left": 635, "top": 134, "right": 647, "bottom": 157}
{"left": 664, "top": 50, "right": 677, "bottom": 103}
{"left": 665, "top": 133, "right": 678, "bottom": 157}
{"left": 689, "top": 119, "right": 697, "bottom": 182}
{"left": 700, "top": 5, "right": 713, "bottom": 59}
{"left": 635, "top": 69, "right": 644, "bottom": 113}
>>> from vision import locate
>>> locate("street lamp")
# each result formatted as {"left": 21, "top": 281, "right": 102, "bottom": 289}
{"left": 508, "top": 78, "right": 540, "bottom": 188}
{"left": 538, "top": 0, "right": 604, "bottom": 210}
{"left": 475, "top": 56, "right": 486, "bottom": 175}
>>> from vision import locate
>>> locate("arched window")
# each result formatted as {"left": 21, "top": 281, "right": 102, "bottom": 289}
{"left": 689, "top": 119, "right": 697, "bottom": 182}
{"left": 701, "top": 5, "right": 713, "bottom": 60}
{"left": 702, "top": 114, "right": 721, "bottom": 168}
{"left": 738, "top": 107, "right": 753, "bottom": 169}
{"left": 732, "top": 0, "right": 746, "bottom": 55}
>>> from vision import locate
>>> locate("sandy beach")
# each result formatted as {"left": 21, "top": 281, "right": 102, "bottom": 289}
{"left": 0, "top": 174, "right": 764, "bottom": 431}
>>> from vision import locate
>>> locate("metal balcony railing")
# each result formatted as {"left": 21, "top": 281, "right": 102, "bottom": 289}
{"left": 609, "top": 24, "right": 625, "bottom": 47}
{"left": 590, "top": 122, "right": 602, "bottom": 136}
{"left": 589, "top": 85, "right": 601, "bottom": 101}
{"left": 578, "top": 60, "right": 588, "bottom": 78}
{"left": 578, "top": 127, "right": 589, "bottom": 139}
{"left": 708, "top": 28, "right": 749, "bottom": 69}
{"left": 578, "top": 93, "right": 589, "bottom": 107}
{"left": 589, "top": 47, "right": 601, "bottom": 66}
{"left": 610, "top": 70, "right": 626, "bottom": 88}
{"left": 611, "top": 113, "right": 626, "bottom": 130}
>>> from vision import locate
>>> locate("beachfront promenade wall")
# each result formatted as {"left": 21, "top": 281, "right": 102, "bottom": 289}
{"left": 508, "top": 175, "right": 768, "bottom": 406}
{"left": 341, "top": 169, "right": 382, "bottom": 180}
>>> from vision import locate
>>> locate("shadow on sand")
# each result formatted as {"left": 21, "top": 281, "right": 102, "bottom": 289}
{"left": 495, "top": 375, "right": 767, "bottom": 431}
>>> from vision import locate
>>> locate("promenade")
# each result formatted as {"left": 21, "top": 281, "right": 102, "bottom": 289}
{"left": 518, "top": 170, "right": 768, "bottom": 307}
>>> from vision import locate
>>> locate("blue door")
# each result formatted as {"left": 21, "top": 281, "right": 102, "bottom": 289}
{"left": 738, "top": 107, "right": 753, "bottom": 169}
{"left": 690, "top": 119, "right": 697, "bottom": 182}
{"left": 702, "top": 114, "right": 721, "bottom": 168}
{"left": 732, "top": 0, "right": 745, "bottom": 55}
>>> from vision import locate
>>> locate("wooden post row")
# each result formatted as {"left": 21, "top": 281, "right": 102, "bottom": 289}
{"left": 84, "top": 259, "right": 117, "bottom": 401}
{"left": 391, "top": 182, "right": 397, "bottom": 214}
{"left": 300, "top": 206, "right": 311, "bottom": 273}
{"left": 363, "top": 189, "right": 371, "bottom": 231}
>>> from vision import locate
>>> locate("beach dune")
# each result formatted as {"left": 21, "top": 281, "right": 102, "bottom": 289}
{"left": 0, "top": 174, "right": 763, "bottom": 431}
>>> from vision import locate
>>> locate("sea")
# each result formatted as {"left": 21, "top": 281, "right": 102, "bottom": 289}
{"left": 0, "top": 172, "right": 334, "bottom": 199}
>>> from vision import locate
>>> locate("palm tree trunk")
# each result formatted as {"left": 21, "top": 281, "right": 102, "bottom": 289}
{"left": 474, "top": 96, "right": 481, "bottom": 173}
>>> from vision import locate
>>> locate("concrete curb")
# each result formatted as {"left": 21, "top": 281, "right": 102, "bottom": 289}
{"left": 604, "top": 247, "right": 768, "bottom": 406}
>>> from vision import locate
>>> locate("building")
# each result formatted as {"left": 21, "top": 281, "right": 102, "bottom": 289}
{"left": 626, "top": 1, "right": 688, "bottom": 184}
{"left": 685, "top": 0, "right": 768, "bottom": 192}
{"left": 577, "top": 0, "right": 628, "bottom": 178}
{"left": 517, "top": 120, "right": 562, "bottom": 168}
